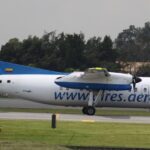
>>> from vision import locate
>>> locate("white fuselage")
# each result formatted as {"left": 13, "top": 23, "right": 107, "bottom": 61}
{"left": 0, "top": 74, "right": 150, "bottom": 108}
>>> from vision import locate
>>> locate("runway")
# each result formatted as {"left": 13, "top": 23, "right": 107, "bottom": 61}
{"left": 0, "top": 112, "right": 150, "bottom": 124}
{"left": 0, "top": 98, "right": 150, "bottom": 124}
{"left": 0, "top": 98, "right": 149, "bottom": 111}
{"left": 0, "top": 98, "right": 56, "bottom": 108}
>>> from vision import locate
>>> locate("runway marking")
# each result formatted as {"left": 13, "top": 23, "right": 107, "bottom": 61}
{"left": 56, "top": 114, "right": 60, "bottom": 120}
{"left": 81, "top": 119, "right": 95, "bottom": 123}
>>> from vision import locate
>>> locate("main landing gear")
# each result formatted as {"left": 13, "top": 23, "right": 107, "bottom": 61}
{"left": 82, "top": 90, "right": 103, "bottom": 116}
{"left": 82, "top": 106, "right": 96, "bottom": 115}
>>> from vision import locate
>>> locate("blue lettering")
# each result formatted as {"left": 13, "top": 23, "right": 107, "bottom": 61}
{"left": 128, "top": 94, "right": 136, "bottom": 102}
{"left": 66, "top": 92, "right": 77, "bottom": 100}
{"left": 104, "top": 93, "right": 111, "bottom": 101}
{"left": 137, "top": 94, "right": 144, "bottom": 102}
{"left": 118, "top": 94, "right": 123, "bottom": 101}
{"left": 110, "top": 94, "right": 117, "bottom": 101}
{"left": 144, "top": 94, "right": 149, "bottom": 102}
{"left": 54, "top": 92, "right": 64, "bottom": 100}
{"left": 101, "top": 91, "right": 105, "bottom": 101}
{"left": 78, "top": 93, "right": 89, "bottom": 101}
{"left": 55, "top": 92, "right": 89, "bottom": 101}
{"left": 54, "top": 92, "right": 150, "bottom": 103}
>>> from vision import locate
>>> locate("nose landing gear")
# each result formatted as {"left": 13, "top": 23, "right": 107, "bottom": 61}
{"left": 82, "top": 90, "right": 103, "bottom": 116}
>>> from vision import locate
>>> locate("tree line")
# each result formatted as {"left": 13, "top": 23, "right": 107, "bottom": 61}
{"left": 116, "top": 22, "right": 150, "bottom": 62}
{"left": 0, "top": 32, "right": 119, "bottom": 72}
{"left": 1, "top": 22, "right": 150, "bottom": 75}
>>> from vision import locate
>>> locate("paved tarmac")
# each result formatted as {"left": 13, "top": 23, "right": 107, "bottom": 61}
{"left": 0, "top": 112, "right": 150, "bottom": 124}
{"left": 0, "top": 98, "right": 150, "bottom": 111}
{"left": 0, "top": 98, "right": 55, "bottom": 108}
{"left": 0, "top": 98, "right": 150, "bottom": 124}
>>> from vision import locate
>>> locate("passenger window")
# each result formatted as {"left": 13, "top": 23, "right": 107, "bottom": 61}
{"left": 60, "top": 87, "right": 63, "bottom": 90}
{"left": 0, "top": 80, "right": 2, "bottom": 83}
{"left": 7, "top": 80, "right": 11, "bottom": 83}
{"left": 144, "top": 88, "right": 147, "bottom": 92}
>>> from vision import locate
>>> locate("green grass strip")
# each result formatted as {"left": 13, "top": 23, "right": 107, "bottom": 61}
{"left": 0, "top": 120, "right": 150, "bottom": 150}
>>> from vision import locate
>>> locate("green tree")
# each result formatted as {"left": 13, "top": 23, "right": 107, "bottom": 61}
{"left": 21, "top": 36, "right": 42, "bottom": 66}
{"left": 63, "top": 33, "right": 85, "bottom": 69}
{"left": 136, "top": 65, "right": 150, "bottom": 77}
{"left": 84, "top": 36, "right": 102, "bottom": 67}
{"left": 85, "top": 36, "right": 119, "bottom": 71}
{"left": 115, "top": 22, "right": 150, "bottom": 62}
{"left": 0, "top": 32, "right": 120, "bottom": 72}
{"left": 115, "top": 25, "right": 141, "bottom": 61}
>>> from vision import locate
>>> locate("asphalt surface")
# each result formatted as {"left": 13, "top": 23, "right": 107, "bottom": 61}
{"left": 0, "top": 112, "right": 150, "bottom": 124}
{"left": 0, "top": 98, "right": 55, "bottom": 108}
{"left": 0, "top": 98, "right": 149, "bottom": 111}
{"left": 0, "top": 98, "right": 150, "bottom": 124}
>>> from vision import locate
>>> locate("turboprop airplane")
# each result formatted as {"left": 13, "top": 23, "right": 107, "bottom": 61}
{"left": 0, "top": 61, "right": 149, "bottom": 115}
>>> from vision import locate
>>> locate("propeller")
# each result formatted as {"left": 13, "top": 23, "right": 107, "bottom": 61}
{"left": 132, "top": 75, "right": 142, "bottom": 91}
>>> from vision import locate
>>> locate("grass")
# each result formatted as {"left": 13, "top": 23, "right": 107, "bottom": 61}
{"left": 0, "top": 107, "right": 150, "bottom": 116}
{"left": 0, "top": 120, "right": 150, "bottom": 150}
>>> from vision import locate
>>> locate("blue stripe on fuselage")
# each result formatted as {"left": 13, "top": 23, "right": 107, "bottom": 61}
{"left": 55, "top": 81, "right": 132, "bottom": 91}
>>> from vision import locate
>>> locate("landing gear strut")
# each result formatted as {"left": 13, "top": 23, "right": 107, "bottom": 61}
{"left": 82, "top": 90, "right": 104, "bottom": 116}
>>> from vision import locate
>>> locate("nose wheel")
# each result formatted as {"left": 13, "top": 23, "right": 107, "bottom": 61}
{"left": 82, "top": 106, "right": 96, "bottom": 115}
{"left": 82, "top": 90, "right": 103, "bottom": 116}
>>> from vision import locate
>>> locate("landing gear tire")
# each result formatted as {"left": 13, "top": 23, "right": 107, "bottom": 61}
{"left": 82, "top": 106, "right": 96, "bottom": 115}
{"left": 82, "top": 107, "right": 88, "bottom": 114}
{"left": 87, "top": 106, "right": 95, "bottom": 115}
